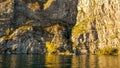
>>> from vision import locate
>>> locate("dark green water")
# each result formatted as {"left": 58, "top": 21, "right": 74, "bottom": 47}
{"left": 0, "top": 54, "right": 120, "bottom": 68}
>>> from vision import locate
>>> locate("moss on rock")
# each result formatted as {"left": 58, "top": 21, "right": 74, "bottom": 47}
{"left": 97, "top": 46, "right": 119, "bottom": 55}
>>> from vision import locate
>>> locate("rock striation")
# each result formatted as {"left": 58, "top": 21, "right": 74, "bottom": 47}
{"left": 0, "top": 0, "right": 78, "bottom": 54}
{"left": 0, "top": 0, "right": 120, "bottom": 55}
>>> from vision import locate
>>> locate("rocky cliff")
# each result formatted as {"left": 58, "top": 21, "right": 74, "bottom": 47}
{"left": 72, "top": 0, "right": 120, "bottom": 55}
{"left": 0, "top": 0, "right": 78, "bottom": 54}
{"left": 0, "top": 0, "right": 120, "bottom": 55}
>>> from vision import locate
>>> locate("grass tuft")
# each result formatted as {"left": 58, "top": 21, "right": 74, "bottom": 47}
{"left": 97, "top": 47, "right": 119, "bottom": 55}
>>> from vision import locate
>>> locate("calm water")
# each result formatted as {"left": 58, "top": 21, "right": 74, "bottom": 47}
{"left": 0, "top": 54, "right": 120, "bottom": 68}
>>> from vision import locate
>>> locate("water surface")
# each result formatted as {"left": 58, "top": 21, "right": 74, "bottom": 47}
{"left": 0, "top": 54, "right": 120, "bottom": 68}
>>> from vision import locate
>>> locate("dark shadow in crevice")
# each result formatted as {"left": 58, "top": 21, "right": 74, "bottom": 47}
{"left": 11, "top": 0, "right": 79, "bottom": 53}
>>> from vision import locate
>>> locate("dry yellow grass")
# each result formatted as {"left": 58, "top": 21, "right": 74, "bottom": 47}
{"left": 44, "top": 0, "right": 54, "bottom": 10}
{"left": 27, "top": 2, "right": 40, "bottom": 11}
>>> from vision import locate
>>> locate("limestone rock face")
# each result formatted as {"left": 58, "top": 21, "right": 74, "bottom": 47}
{"left": 13, "top": 0, "right": 78, "bottom": 27}
{"left": 1, "top": 0, "right": 119, "bottom": 55}
{"left": 0, "top": 0, "right": 78, "bottom": 54}
{"left": 0, "top": 25, "right": 66, "bottom": 54}
{"left": 72, "top": 0, "right": 120, "bottom": 54}
{"left": 0, "top": 0, "right": 14, "bottom": 37}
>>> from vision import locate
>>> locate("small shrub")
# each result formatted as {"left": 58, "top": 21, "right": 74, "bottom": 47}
{"left": 46, "top": 41, "right": 57, "bottom": 53}
{"left": 5, "top": 28, "right": 11, "bottom": 36}
{"left": 72, "top": 14, "right": 97, "bottom": 40}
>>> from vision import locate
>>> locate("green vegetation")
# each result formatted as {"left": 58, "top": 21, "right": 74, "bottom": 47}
{"left": 72, "top": 19, "right": 89, "bottom": 35}
{"left": 71, "top": 14, "right": 97, "bottom": 48}
{"left": 97, "top": 47, "right": 119, "bottom": 55}
{"left": 1, "top": 28, "right": 12, "bottom": 41}
{"left": 18, "top": 26, "right": 33, "bottom": 30}
{"left": 72, "top": 15, "right": 97, "bottom": 39}
{"left": 46, "top": 41, "right": 57, "bottom": 53}
{"left": 5, "top": 28, "right": 11, "bottom": 36}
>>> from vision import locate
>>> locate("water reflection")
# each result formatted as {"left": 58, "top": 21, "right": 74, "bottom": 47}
{"left": 45, "top": 54, "right": 72, "bottom": 68}
{"left": 0, "top": 54, "right": 120, "bottom": 68}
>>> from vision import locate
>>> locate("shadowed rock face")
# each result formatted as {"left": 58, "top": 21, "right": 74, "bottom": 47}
{"left": 12, "top": 0, "right": 78, "bottom": 27}
{"left": 0, "top": 0, "right": 78, "bottom": 54}
{"left": 0, "top": 0, "right": 14, "bottom": 37}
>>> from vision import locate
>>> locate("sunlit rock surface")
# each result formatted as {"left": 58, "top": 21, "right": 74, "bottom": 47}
{"left": 72, "top": 0, "right": 120, "bottom": 54}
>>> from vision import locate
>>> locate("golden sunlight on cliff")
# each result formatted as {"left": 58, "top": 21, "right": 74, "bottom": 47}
{"left": 0, "top": 0, "right": 9, "bottom": 4}
{"left": 27, "top": 2, "right": 40, "bottom": 11}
